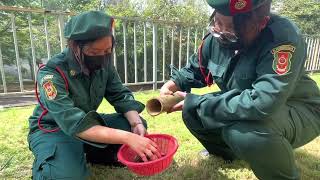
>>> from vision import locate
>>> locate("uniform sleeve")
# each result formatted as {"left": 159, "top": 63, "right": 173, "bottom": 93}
{"left": 184, "top": 39, "right": 306, "bottom": 121}
{"left": 170, "top": 37, "right": 213, "bottom": 92}
{"left": 104, "top": 65, "right": 144, "bottom": 113}
{"left": 38, "top": 67, "right": 107, "bottom": 147}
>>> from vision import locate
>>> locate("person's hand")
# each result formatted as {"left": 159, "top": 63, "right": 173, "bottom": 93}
{"left": 160, "top": 80, "right": 179, "bottom": 96}
{"left": 167, "top": 91, "right": 187, "bottom": 113}
{"left": 126, "top": 133, "right": 162, "bottom": 162}
{"left": 131, "top": 123, "right": 147, "bottom": 136}
{"left": 160, "top": 85, "right": 173, "bottom": 96}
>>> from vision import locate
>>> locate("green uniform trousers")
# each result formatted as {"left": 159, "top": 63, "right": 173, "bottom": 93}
{"left": 28, "top": 113, "right": 147, "bottom": 180}
{"left": 183, "top": 101, "right": 320, "bottom": 180}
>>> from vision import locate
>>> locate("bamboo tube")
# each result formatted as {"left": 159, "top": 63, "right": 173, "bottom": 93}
{"left": 146, "top": 92, "right": 184, "bottom": 116}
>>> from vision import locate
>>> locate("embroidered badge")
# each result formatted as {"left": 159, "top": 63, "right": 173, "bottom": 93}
{"left": 70, "top": 70, "right": 76, "bottom": 76}
{"left": 230, "top": 0, "right": 252, "bottom": 15}
{"left": 271, "top": 45, "right": 296, "bottom": 75}
{"left": 41, "top": 74, "right": 54, "bottom": 85}
{"left": 42, "top": 80, "right": 57, "bottom": 100}
{"left": 235, "top": 0, "right": 247, "bottom": 10}
{"left": 43, "top": 74, "right": 54, "bottom": 80}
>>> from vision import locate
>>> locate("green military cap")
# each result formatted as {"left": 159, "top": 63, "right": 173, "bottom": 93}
{"left": 207, "top": 0, "right": 270, "bottom": 16}
{"left": 64, "top": 11, "right": 114, "bottom": 41}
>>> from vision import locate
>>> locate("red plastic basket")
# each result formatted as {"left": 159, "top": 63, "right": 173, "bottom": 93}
{"left": 117, "top": 134, "right": 179, "bottom": 176}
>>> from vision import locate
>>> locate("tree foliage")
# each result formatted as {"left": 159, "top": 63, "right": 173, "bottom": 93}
{"left": 274, "top": 0, "right": 320, "bottom": 36}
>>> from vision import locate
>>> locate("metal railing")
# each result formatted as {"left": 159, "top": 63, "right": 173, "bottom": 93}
{"left": 0, "top": 6, "right": 319, "bottom": 95}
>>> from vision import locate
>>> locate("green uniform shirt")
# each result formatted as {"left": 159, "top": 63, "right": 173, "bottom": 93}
{"left": 171, "top": 14, "right": 320, "bottom": 126}
{"left": 29, "top": 48, "right": 144, "bottom": 139}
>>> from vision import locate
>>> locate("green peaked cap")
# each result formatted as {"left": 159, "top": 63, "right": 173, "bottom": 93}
{"left": 206, "top": 0, "right": 270, "bottom": 16}
{"left": 64, "top": 10, "right": 114, "bottom": 41}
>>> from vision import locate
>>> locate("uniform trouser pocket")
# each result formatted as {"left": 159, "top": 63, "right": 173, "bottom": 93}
{"left": 33, "top": 144, "right": 56, "bottom": 179}
{"left": 29, "top": 131, "right": 89, "bottom": 180}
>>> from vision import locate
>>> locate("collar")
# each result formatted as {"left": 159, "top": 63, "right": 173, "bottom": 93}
{"left": 66, "top": 48, "right": 90, "bottom": 77}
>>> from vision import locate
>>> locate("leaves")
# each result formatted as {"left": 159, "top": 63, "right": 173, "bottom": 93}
{"left": 274, "top": 0, "right": 320, "bottom": 36}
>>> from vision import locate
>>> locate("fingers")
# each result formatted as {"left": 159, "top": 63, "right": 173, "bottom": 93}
{"left": 144, "top": 149, "right": 157, "bottom": 161}
{"left": 138, "top": 152, "right": 148, "bottom": 162}
{"left": 149, "top": 144, "right": 162, "bottom": 158}
{"left": 168, "top": 100, "right": 184, "bottom": 113}
{"left": 160, "top": 88, "right": 173, "bottom": 96}
{"left": 173, "top": 91, "right": 187, "bottom": 97}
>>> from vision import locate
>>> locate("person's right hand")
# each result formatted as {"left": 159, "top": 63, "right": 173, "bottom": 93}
{"left": 160, "top": 80, "right": 178, "bottom": 96}
{"left": 160, "top": 85, "right": 173, "bottom": 96}
{"left": 126, "top": 133, "right": 162, "bottom": 162}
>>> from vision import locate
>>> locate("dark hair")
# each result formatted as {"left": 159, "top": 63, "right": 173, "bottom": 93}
{"left": 75, "top": 39, "right": 96, "bottom": 49}
{"left": 74, "top": 35, "right": 116, "bottom": 50}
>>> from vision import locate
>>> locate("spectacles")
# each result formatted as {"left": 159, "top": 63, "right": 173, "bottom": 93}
{"left": 207, "top": 25, "right": 238, "bottom": 43}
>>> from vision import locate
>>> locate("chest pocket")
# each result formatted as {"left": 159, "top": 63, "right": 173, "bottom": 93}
{"left": 234, "top": 63, "right": 257, "bottom": 90}
{"left": 207, "top": 60, "right": 226, "bottom": 85}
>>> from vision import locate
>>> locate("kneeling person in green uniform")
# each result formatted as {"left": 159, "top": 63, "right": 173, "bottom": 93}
{"left": 160, "top": 0, "right": 320, "bottom": 179}
{"left": 28, "top": 11, "right": 161, "bottom": 180}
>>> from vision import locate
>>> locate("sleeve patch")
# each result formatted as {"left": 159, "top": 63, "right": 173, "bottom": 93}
{"left": 271, "top": 45, "right": 295, "bottom": 75}
{"left": 42, "top": 80, "right": 57, "bottom": 100}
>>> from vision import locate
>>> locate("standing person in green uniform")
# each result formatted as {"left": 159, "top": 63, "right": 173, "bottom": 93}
{"left": 28, "top": 11, "right": 161, "bottom": 180}
{"left": 160, "top": 0, "right": 320, "bottom": 179}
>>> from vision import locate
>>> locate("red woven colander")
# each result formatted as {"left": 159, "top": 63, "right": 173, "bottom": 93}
{"left": 117, "top": 134, "right": 179, "bottom": 176}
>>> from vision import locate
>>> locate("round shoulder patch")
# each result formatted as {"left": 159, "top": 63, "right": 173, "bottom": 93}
{"left": 271, "top": 45, "right": 296, "bottom": 75}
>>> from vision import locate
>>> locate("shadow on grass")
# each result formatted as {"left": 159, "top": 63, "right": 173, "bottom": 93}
{"left": 88, "top": 148, "right": 320, "bottom": 180}
{"left": 88, "top": 155, "right": 252, "bottom": 180}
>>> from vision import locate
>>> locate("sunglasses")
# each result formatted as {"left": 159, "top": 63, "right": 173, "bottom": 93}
{"left": 207, "top": 25, "right": 238, "bottom": 43}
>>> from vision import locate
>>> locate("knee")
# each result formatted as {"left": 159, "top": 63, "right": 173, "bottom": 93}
{"left": 33, "top": 161, "right": 87, "bottom": 180}
{"left": 32, "top": 142, "right": 88, "bottom": 180}
{"left": 222, "top": 124, "right": 275, "bottom": 159}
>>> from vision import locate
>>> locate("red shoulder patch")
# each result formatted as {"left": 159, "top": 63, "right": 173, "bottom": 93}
{"left": 271, "top": 45, "right": 296, "bottom": 75}
{"left": 42, "top": 80, "right": 57, "bottom": 100}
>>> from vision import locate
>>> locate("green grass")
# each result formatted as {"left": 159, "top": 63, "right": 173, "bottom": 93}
{"left": 1, "top": 74, "right": 320, "bottom": 180}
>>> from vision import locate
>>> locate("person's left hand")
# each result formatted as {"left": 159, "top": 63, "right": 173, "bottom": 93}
{"left": 167, "top": 91, "right": 187, "bottom": 113}
{"left": 131, "top": 123, "right": 147, "bottom": 136}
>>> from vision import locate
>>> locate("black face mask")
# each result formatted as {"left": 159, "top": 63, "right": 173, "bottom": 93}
{"left": 83, "top": 54, "right": 111, "bottom": 72}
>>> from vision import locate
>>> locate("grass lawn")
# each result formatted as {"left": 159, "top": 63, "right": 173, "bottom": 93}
{"left": 1, "top": 74, "right": 320, "bottom": 180}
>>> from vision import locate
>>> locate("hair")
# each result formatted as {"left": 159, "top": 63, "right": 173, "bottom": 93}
{"left": 67, "top": 35, "right": 115, "bottom": 64}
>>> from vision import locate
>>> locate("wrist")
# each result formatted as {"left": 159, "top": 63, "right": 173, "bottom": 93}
{"left": 130, "top": 121, "right": 143, "bottom": 127}
{"left": 122, "top": 131, "right": 132, "bottom": 144}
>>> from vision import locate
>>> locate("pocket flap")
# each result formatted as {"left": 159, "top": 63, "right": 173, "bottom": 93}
{"left": 35, "top": 144, "right": 56, "bottom": 170}
{"left": 207, "top": 61, "right": 225, "bottom": 78}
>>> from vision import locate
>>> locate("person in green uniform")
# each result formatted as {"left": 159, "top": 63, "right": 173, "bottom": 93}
{"left": 160, "top": 0, "right": 320, "bottom": 179}
{"left": 28, "top": 11, "right": 161, "bottom": 180}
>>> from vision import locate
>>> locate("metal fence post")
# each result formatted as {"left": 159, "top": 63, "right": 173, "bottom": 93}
{"left": 0, "top": 44, "right": 7, "bottom": 93}
{"left": 133, "top": 22, "right": 138, "bottom": 83}
{"left": 28, "top": 14, "right": 37, "bottom": 81}
{"left": 170, "top": 28, "right": 174, "bottom": 76}
{"left": 144, "top": 22, "right": 147, "bottom": 82}
{"left": 162, "top": 27, "right": 166, "bottom": 81}
{"left": 112, "top": 24, "right": 117, "bottom": 70}
{"left": 153, "top": 23, "right": 158, "bottom": 90}
{"left": 58, "top": 14, "right": 65, "bottom": 52}
{"left": 186, "top": 28, "right": 190, "bottom": 65}
{"left": 44, "top": 16, "right": 51, "bottom": 61}
{"left": 178, "top": 29, "right": 182, "bottom": 70}
{"left": 11, "top": 14, "right": 24, "bottom": 92}
{"left": 122, "top": 21, "right": 128, "bottom": 84}
{"left": 194, "top": 29, "right": 198, "bottom": 53}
